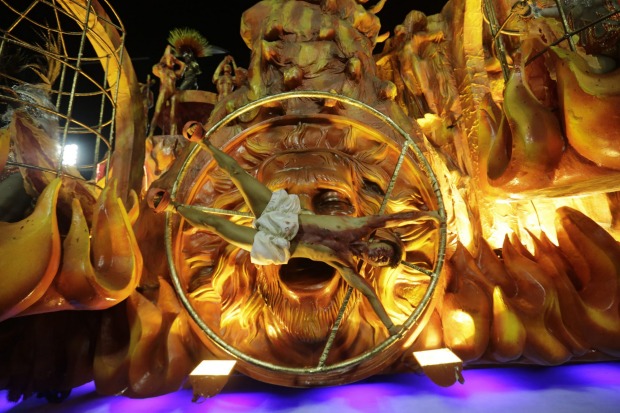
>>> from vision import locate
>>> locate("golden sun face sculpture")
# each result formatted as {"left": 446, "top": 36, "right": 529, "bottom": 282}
{"left": 169, "top": 108, "right": 444, "bottom": 383}
{"left": 1, "top": 0, "right": 620, "bottom": 400}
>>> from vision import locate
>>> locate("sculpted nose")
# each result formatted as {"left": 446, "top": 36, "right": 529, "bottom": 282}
{"left": 294, "top": 193, "right": 316, "bottom": 214}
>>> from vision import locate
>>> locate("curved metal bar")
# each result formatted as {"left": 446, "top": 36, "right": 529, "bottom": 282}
{"left": 482, "top": 0, "right": 511, "bottom": 82}
{"left": 400, "top": 261, "right": 436, "bottom": 278}
{"left": 525, "top": 8, "right": 620, "bottom": 66}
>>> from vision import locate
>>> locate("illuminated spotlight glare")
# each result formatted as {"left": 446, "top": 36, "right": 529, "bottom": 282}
{"left": 413, "top": 348, "right": 464, "bottom": 387}
{"left": 189, "top": 359, "right": 237, "bottom": 401}
{"left": 62, "top": 144, "right": 78, "bottom": 166}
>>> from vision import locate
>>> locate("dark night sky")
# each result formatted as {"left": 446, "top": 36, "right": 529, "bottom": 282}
{"left": 112, "top": 1, "right": 447, "bottom": 93}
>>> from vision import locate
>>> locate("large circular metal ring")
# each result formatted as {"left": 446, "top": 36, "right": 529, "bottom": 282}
{"left": 164, "top": 90, "right": 447, "bottom": 385}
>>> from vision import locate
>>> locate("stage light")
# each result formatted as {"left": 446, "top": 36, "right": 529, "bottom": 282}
{"left": 412, "top": 348, "right": 464, "bottom": 387}
{"left": 62, "top": 143, "right": 78, "bottom": 166}
{"left": 188, "top": 359, "right": 237, "bottom": 401}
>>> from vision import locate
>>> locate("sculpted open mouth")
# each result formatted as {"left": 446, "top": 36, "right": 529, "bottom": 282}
{"left": 279, "top": 258, "right": 337, "bottom": 292}
{"left": 255, "top": 258, "right": 352, "bottom": 342}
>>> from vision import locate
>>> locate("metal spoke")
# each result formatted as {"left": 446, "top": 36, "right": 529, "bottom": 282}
{"left": 400, "top": 261, "right": 436, "bottom": 278}
{"left": 318, "top": 286, "right": 354, "bottom": 369}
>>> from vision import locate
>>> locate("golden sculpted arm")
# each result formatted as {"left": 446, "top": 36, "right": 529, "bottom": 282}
{"left": 148, "top": 45, "right": 185, "bottom": 137}
{"left": 213, "top": 55, "right": 239, "bottom": 100}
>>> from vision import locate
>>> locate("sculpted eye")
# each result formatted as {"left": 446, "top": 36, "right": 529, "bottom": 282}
{"left": 313, "top": 190, "right": 355, "bottom": 215}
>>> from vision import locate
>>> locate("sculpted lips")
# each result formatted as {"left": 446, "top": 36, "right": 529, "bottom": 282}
{"left": 279, "top": 258, "right": 337, "bottom": 292}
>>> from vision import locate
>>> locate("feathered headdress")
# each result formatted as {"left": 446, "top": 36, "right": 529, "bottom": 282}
{"left": 167, "top": 28, "right": 226, "bottom": 58}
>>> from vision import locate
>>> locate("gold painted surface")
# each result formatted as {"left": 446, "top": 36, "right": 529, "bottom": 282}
{"left": 1, "top": 0, "right": 620, "bottom": 400}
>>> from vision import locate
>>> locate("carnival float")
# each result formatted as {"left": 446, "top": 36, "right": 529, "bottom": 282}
{"left": 0, "top": 0, "right": 619, "bottom": 403}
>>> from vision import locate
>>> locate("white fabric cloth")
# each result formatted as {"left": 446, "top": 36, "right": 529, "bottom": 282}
{"left": 250, "top": 189, "right": 301, "bottom": 265}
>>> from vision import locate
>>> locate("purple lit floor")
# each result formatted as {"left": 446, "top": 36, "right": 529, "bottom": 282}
{"left": 2, "top": 362, "right": 619, "bottom": 413}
